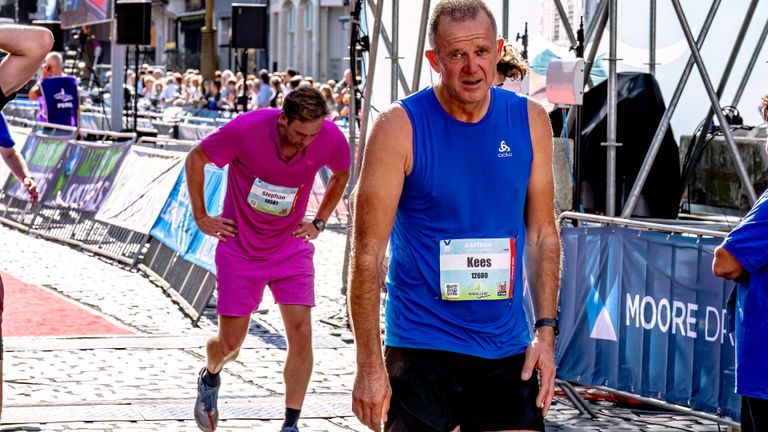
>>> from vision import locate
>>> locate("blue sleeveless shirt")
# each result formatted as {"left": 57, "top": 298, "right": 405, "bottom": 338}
{"left": 385, "top": 87, "right": 533, "bottom": 359}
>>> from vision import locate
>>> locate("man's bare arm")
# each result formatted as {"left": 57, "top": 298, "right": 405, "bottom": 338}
{"left": 349, "top": 105, "right": 411, "bottom": 431}
{"left": 0, "top": 26, "right": 53, "bottom": 95}
{"left": 521, "top": 99, "right": 561, "bottom": 416}
{"left": 712, "top": 245, "right": 745, "bottom": 280}
{"left": 0, "top": 146, "right": 38, "bottom": 203}
{"left": 185, "top": 145, "right": 237, "bottom": 241}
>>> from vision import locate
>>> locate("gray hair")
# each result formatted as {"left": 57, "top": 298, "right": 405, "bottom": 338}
{"left": 45, "top": 51, "right": 63, "bottom": 67}
{"left": 428, "top": 0, "right": 497, "bottom": 48}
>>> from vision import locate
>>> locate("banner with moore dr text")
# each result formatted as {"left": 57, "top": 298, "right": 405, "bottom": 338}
{"left": 556, "top": 226, "right": 739, "bottom": 420}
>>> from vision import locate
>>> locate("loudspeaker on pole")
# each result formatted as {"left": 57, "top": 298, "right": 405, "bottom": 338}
{"left": 231, "top": 3, "right": 268, "bottom": 49}
{"left": 115, "top": 0, "right": 152, "bottom": 46}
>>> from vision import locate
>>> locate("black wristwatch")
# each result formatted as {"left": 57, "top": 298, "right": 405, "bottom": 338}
{"left": 312, "top": 218, "right": 326, "bottom": 233}
{"left": 534, "top": 318, "right": 559, "bottom": 336}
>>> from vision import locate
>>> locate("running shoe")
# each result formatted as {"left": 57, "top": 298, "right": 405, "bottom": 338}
{"left": 194, "top": 367, "right": 220, "bottom": 431}
{"left": 280, "top": 427, "right": 300, "bottom": 432}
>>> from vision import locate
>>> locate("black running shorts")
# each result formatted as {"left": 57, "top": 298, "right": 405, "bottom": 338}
{"left": 741, "top": 396, "right": 768, "bottom": 432}
{"left": 385, "top": 347, "right": 545, "bottom": 432}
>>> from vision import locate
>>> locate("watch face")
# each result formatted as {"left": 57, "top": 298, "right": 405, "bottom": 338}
{"left": 314, "top": 219, "right": 325, "bottom": 231}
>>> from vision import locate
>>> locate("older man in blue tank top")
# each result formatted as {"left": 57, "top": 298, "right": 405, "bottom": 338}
{"left": 348, "top": 1, "right": 561, "bottom": 431}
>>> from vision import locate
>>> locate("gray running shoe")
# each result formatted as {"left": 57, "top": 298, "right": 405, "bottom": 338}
{"left": 194, "top": 368, "right": 220, "bottom": 431}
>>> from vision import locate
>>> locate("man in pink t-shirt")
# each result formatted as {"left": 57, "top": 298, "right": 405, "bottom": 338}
{"left": 186, "top": 86, "right": 350, "bottom": 432}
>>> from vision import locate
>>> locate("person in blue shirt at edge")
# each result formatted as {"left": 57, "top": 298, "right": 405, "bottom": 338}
{"left": 348, "top": 1, "right": 561, "bottom": 431}
{"left": 712, "top": 95, "right": 768, "bottom": 432}
{"left": 0, "top": 23, "right": 54, "bottom": 419}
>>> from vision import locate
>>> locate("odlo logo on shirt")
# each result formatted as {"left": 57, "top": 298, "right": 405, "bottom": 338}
{"left": 498, "top": 140, "right": 513, "bottom": 158}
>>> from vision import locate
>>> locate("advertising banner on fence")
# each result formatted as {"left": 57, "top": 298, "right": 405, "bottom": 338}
{"left": 180, "top": 166, "right": 226, "bottom": 274}
{"left": 46, "top": 141, "right": 130, "bottom": 211}
{"left": 3, "top": 133, "right": 71, "bottom": 202}
{"left": 150, "top": 165, "right": 227, "bottom": 272}
{"left": 556, "top": 226, "right": 739, "bottom": 420}
{"left": 95, "top": 146, "right": 184, "bottom": 234}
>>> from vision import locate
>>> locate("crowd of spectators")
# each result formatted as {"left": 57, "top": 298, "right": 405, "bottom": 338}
{"left": 125, "top": 64, "right": 360, "bottom": 122}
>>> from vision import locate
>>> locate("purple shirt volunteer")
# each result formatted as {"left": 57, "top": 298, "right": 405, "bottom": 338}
{"left": 201, "top": 109, "right": 350, "bottom": 259}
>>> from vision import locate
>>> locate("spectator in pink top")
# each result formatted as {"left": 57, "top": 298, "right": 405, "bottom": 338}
{"left": 185, "top": 86, "right": 351, "bottom": 432}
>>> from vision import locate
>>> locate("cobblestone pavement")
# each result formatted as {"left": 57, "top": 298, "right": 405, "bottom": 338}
{"left": 0, "top": 225, "right": 735, "bottom": 431}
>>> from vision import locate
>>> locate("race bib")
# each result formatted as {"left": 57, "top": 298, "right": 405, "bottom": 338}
{"left": 247, "top": 178, "right": 300, "bottom": 217}
{"left": 439, "top": 238, "right": 515, "bottom": 301}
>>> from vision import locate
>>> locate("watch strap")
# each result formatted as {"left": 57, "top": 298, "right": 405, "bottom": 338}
{"left": 534, "top": 318, "right": 559, "bottom": 336}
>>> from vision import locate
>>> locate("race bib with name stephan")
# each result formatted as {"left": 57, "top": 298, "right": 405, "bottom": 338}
{"left": 247, "top": 178, "right": 300, "bottom": 217}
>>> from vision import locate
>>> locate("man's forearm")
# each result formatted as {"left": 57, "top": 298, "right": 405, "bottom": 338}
{"left": 184, "top": 150, "right": 209, "bottom": 220}
{"left": 348, "top": 243, "right": 386, "bottom": 365}
{"left": 1, "top": 148, "right": 32, "bottom": 181}
{"left": 525, "top": 228, "right": 561, "bottom": 320}
{"left": 315, "top": 171, "right": 349, "bottom": 222}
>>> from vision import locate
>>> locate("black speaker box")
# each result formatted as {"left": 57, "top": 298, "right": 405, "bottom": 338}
{"left": 116, "top": 0, "right": 152, "bottom": 46}
{"left": 232, "top": 4, "right": 268, "bottom": 49}
{"left": 32, "top": 20, "right": 63, "bottom": 52}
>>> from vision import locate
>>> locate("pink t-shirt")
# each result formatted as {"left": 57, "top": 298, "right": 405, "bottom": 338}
{"left": 201, "top": 109, "right": 350, "bottom": 259}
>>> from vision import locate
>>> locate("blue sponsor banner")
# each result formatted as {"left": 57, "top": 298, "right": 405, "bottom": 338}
{"left": 183, "top": 166, "right": 226, "bottom": 274}
{"left": 150, "top": 165, "right": 226, "bottom": 274}
{"left": 557, "top": 226, "right": 739, "bottom": 420}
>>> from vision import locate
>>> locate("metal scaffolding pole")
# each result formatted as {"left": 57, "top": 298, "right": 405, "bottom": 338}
{"left": 366, "top": 0, "right": 409, "bottom": 96}
{"left": 671, "top": 0, "right": 757, "bottom": 205}
{"left": 649, "top": 0, "right": 656, "bottom": 75}
{"left": 565, "top": 0, "right": 607, "bottom": 134}
{"left": 503, "top": 0, "right": 509, "bottom": 39}
{"left": 604, "top": 0, "right": 620, "bottom": 217}
{"left": 679, "top": 0, "right": 759, "bottom": 206}
{"left": 411, "top": 0, "right": 431, "bottom": 93}
{"left": 553, "top": 0, "right": 578, "bottom": 48}
{"left": 391, "top": 0, "right": 399, "bottom": 102}
{"left": 585, "top": 0, "right": 607, "bottom": 45}
{"left": 620, "top": 0, "right": 721, "bottom": 218}
{"left": 357, "top": 0, "right": 385, "bottom": 181}
{"left": 732, "top": 17, "right": 768, "bottom": 107}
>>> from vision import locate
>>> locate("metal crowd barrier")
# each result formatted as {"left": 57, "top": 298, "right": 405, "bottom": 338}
{"left": 138, "top": 238, "right": 217, "bottom": 322}
{"left": 557, "top": 212, "right": 739, "bottom": 427}
{"left": 136, "top": 136, "right": 197, "bottom": 152}
{"left": 0, "top": 122, "right": 146, "bottom": 266}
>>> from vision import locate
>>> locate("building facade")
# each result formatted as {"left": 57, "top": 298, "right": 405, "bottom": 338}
{"left": 269, "top": 0, "right": 350, "bottom": 83}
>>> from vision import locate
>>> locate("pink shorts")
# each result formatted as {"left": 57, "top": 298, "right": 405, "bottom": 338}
{"left": 214, "top": 239, "right": 315, "bottom": 316}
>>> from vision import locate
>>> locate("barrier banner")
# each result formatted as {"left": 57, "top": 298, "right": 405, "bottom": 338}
{"left": 556, "top": 226, "right": 739, "bottom": 420}
{"left": 150, "top": 165, "right": 227, "bottom": 266}
{"left": 46, "top": 141, "right": 130, "bottom": 211}
{"left": 180, "top": 166, "right": 227, "bottom": 274}
{"left": 95, "top": 146, "right": 184, "bottom": 234}
{"left": 3, "top": 134, "right": 71, "bottom": 202}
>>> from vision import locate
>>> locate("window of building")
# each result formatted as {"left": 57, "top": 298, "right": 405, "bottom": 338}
{"left": 304, "top": 3, "right": 312, "bottom": 31}
{"left": 287, "top": 3, "right": 296, "bottom": 33}
{"left": 218, "top": 17, "right": 230, "bottom": 46}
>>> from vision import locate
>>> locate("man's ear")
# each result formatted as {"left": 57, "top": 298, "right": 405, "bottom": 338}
{"left": 496, "top": 37, "right": 504, "bottom": 59}
{"left": 426, "top": 50, "right": 440, "bottom": 73}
